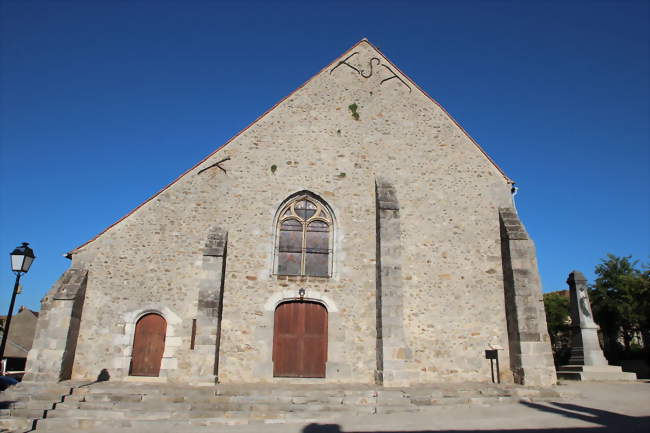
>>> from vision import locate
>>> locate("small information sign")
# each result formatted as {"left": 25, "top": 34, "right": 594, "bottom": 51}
{"left": 485, "top": 349, "right": 501, "bottom": 383}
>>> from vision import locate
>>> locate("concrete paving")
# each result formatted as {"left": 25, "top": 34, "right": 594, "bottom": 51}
{"left": 210, "top": 381, "right": 650, "bottom": 433}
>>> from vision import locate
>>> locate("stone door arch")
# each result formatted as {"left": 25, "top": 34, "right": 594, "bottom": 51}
{"left": 130, "top": 313, "right": 167, "bottom": 377}
{"left": 273, "top": 301, "right": 327, "bottom": 378}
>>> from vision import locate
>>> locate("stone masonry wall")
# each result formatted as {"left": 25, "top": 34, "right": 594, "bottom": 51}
{"left": 60, "top": 41, "right": 517, "bottom": 384}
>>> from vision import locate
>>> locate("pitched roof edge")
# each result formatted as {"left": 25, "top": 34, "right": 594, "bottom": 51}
{"left": 363, "top": 39, "right": 514, "bottom": 184}
{"left": 68, "top": 39, "right": 370, "bottom": 256}
{"left": 69, "top": 39, "right": 513, "bottom": 256}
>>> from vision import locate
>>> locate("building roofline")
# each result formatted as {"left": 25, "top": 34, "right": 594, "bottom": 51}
{"left": 68, "top": 39, "right": 513, "bottom": 256}
{"left": 362, "top": 39, "right": 512, "bottom": 184}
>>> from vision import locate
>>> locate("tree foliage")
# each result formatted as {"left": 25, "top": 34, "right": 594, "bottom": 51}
{"left": 543, "top": 291, "right": 571, "bottom": 366}
{"left": 590, "top": 254, "right": 649, "bottom": 358}
{"left": 543, "top": 291, "right": 570, "bottom": 347}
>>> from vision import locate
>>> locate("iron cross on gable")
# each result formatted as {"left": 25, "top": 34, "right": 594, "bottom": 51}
{"left": 330, "top": 52, "right": 412, "bottom": 93}
{"left": 197, "top": 157, "right": 231, "bottom": 175}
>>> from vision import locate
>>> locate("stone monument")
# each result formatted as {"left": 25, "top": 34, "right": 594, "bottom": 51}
{"left": 556, "top": 270, "right": 636, "bottom": 381}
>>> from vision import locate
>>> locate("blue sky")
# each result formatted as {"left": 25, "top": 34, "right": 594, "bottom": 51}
{"left": 0, "top": 0, "right": 648, "bottom": 313}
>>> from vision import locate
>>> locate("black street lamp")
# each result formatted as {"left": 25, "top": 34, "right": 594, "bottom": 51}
{"left": 0, "top": 243, "right": 35, "bottom": 374}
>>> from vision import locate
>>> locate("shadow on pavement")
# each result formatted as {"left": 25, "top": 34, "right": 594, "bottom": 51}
{"left": 302, "top": 400, "right": 650, "bottom": 433}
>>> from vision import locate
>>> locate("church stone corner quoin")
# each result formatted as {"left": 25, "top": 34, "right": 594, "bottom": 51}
{"left": 25, "top": 39, "right": 554, "bottom": 387}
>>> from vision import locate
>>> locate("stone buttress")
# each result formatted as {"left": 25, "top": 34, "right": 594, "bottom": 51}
{"left": 499, "top": 207, "right": 556, "bottom": 386}
{"left": 23, "top": 268, "right": 88, "bottom": 382}
{"left": 374, "top": 178, "right": 416, "bottom": 386}
{"left": 187, "top": 227, "right": 228, "bottom": 384}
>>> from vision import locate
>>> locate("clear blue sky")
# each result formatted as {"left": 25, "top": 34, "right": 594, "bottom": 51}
{"left": 1, "top": 0, "right": 648, "bottom": 313}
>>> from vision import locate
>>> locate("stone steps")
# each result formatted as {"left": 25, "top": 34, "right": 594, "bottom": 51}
{"left": 557, "top": 371, "right": 638, "bottom": 381}
{"left": 34, "top": 416, "right": 321, "bottom": 432}
{"left": 74, "top": 384, "right": 380, "bottom": 397}
{"left": 77, "top": 391, "right": 378, "bottom": 402}
{"left": 1, "top": 381, "right": 562, "bottom": 433}
{"left": 48, "top": 403, "right": 373, "bottom": 417}
{"left": 0, "top": 381, "right": 79, "bottom": 432}
{"left": 556, "top": 364, "right": 638, "bottom": 381}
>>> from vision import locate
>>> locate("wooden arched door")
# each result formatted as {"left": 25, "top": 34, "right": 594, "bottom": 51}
{"left": 130, "top": 313, "right": 167, "bottom": 377}
{"left": 273, "top": 301, "right": 327, "bottom": 378}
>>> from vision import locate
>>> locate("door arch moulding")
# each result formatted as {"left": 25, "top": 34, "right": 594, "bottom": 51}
{"left": 263, "top": 289, "right": 339, "bottom": 312}
{"left": 110, "top": 305, "right": 183, "bottom": 380}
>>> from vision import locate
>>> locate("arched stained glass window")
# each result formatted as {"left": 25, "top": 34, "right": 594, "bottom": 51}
{"left": 276, "top": 195, "right": 332, "bottom": 277}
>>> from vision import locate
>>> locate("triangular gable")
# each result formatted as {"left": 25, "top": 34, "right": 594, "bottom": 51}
{"left": 69, "top": 39, "right": 512, "bottom": 256}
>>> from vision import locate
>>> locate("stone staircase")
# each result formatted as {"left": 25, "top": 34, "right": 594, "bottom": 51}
{"left": 0, "top": 381, "right": 78, "bottom": 433}
{"left": 1, "top": 381, "right": 563, "bottom": 433}
{"left": 556, "top": 364, "right": 638, "bottom": 381}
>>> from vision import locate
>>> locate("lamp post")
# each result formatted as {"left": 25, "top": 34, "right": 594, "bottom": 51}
{"left": 0, "top": 243, "right": 35, "bottom": 374}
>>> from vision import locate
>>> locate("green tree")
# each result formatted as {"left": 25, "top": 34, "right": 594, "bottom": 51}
{"left": 543, "top": 291, "right": 570, "bottom": 347}
{"left": 543, "top": 291, "right": 571, "bottom": 365}
{"left": 632, "top": 263, "right": 650, "bottom": 352}
{"left": 590, "top": 254, "right": 649, "bottom": 358}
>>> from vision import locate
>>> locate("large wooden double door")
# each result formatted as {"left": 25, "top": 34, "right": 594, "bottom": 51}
{"left": 273, "top": 301, "right": 328, "bottom": 378}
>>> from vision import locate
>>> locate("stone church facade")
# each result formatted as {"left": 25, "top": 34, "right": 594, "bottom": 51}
{"left": 24, "top": 40, "right": 556, "bottom": 387}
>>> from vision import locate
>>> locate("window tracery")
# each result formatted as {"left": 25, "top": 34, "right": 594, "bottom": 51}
{"left": 276, "top": 195, "right": 332, "bottom": 277}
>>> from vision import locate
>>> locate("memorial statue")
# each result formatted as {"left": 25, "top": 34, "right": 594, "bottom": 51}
{"left": 556, "top": 270, "right": 637, "bottom": 380}
{"left": 566, "top": 270, "right": 607, "bottom": 366}
{"left": 577, "top": 282, "right": 597, "bottom": 328}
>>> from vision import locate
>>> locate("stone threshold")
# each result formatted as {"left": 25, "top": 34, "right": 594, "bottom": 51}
{"left": 123, "top": 375, "right": 168, "bottom": 383}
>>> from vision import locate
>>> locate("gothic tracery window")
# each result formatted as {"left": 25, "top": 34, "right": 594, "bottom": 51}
{"left": 276, "top": 195, "right": 332, "bottom": 277}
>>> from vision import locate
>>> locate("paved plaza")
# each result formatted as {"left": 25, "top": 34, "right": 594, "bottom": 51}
{"left": 220, "top": 381, "right": 650, "bottom": 433}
